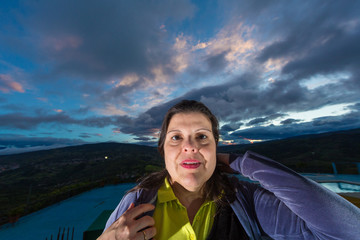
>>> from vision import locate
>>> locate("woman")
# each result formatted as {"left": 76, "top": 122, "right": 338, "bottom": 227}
{"left": 99, "top": 100, "right": 360, "bottom": 240}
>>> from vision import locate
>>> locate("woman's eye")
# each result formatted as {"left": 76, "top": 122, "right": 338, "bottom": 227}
{"left": 198, "top": 134, "right": 208, "bottom": 140}
{"left": 171, "top": 135, "right": 181, "bottom": 141}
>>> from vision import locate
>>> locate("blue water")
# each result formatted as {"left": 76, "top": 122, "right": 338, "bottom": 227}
{"left": 302, "top": 173, "right": 360, "bottom": 183}
{"left": 320, "top": 182, "right": 360, "bottom": 193}
{"left": 0, "top": 183, "right": 135, "bottom": 240}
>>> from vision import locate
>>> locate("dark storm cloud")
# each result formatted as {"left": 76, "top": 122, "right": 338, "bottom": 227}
{"left": 133, "top": 137, "right": 152, "bottom": 141}
{"left": 99, "top": 78, "right": 144, "bottom": 105}
{"left": 188, "top": 49, "right": 233, "bottom": 77}
{"left": 248, "top": 0, "right": 360, "bottom": 82}
{"left": 220, "top": 122, "right": 243, "bottom": 132}
{"left": 0, "top": 111, "right": 132, "bottom": 130}
{"left": 204, "top": 50, "right": 230, "bottom": 73}
{"left": 0, "top": 103, "right": 24, "bottom": 111}
{"left": 0, "top": 134, "right": 86, "bottom": 148}
{"left": 72, "top": 106, "right": 91, "bottom": 115}
{"left": 281, "top": 32, "right": 360, "bottom": 80}
{"left": 349, "top": 103, "right": 360, "bottom": 111}
{"left": 311, "top": 111, "right": 360, "bottom": 128}
{"left": 0, "top": 112, "right": 76, "bottom": 130}
{"left": 0, "top": 107, "right": 158, "bottom": 144}
{"left": 0, "top": 134, "right": 86, "bottom": 155}
{"left": 247, "top": 117, "right": 268, "bottom": 126}
{"left": 8, "top": 0, "right": 195, "bottom": 82}
{"left": 112, "top": 68, "right": 360, "bottom": 141}
{"left": 116, "top": 73, "right": 360, "bottom": 143}
{"left": 246, "top": 113, "right": 286, "bottom": 126}
{"left": 230, "top": 110, "right": 360, "bottom": 141}
{"left": 219, "top": 123, "right": 244, "bottom": 142}
{"left": 218, "top": 1, "right": 360, "bottom": 102}
{"left": 1, "top": 70, "right": 358, "bottom": 144}
{"left": 281, "top": 118, "right": 301, "bottom": 125}
{"left": 203, "top": 77, "right": 304, "bottom": 120}
{"left": 79, "top": 133, "right": 102, "bottom": 139}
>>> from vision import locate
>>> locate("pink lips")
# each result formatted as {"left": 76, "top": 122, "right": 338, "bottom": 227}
{"left": 180, "top": 159, "right": 201, "bottom": 169}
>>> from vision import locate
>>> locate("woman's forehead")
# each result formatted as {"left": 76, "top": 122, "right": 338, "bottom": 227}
{"left": 167, "top": 112, "right": 212, "bottom": 131}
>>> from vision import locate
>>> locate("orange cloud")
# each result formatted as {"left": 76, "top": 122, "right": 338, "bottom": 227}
{"left": 95, "top": 104, "right": 127, "bottom": 116}
{"left": 239, "top": 135, "right": 263, "bottom": 144}
{"left": 112, "top": 128, "right": 121, "bottom": 134}
{"left": 0, "top": 74, "right": 25, "bottom": 93}
{"left": 221, "top": 140, "right": 238, "bottom": 145}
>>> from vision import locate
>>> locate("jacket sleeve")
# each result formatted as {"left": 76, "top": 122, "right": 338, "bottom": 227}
{"left": 103, "top": 191, "right": 138, "bottom": 231}
{"left": 230, "top": 151, "right": 360, "bottom": 240}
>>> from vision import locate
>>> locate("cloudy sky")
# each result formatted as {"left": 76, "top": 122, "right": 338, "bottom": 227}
{"left": 1, "top": 0, "right": 360, "bottom": 155}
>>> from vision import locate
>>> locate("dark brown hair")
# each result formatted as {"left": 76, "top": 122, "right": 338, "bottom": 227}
{"left": 133, "top": 100, "right": 234, "bottom": 204}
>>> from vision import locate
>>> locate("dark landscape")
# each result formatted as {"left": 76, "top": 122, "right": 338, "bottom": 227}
{"left": 1, "top": 128, "right": 359, "bottom": 226}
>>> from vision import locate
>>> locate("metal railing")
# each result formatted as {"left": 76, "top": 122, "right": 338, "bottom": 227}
{"left": 45, "top": 227, "right": 74, "bottom": 240}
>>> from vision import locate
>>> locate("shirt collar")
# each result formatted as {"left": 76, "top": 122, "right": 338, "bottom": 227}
{"left": 157, "top": 177, "right": 178, "bottom": 203}
{"left": 157, "top": 178, "right": 213, "bottom": 208}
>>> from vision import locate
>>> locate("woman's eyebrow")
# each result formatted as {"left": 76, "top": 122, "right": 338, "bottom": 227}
{"left": 167, "top": 129, "right": 181, "bottom": 134}
{"left": 195, "top": 128, "right": 212, "bottom": 132}
{"left": 167, "top": 128, "right": 212, "bottom": 134}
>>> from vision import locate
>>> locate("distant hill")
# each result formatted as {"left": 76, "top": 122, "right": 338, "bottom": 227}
{"left": 0, "top": 128, "right": 359, "bottom": 226}
{"left": 218, "top": 128, "right": 360, "bottom": 173}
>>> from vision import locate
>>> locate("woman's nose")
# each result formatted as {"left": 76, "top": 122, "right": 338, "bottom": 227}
{"left": 183, "top": 139, "right": 198, "bottom": 153}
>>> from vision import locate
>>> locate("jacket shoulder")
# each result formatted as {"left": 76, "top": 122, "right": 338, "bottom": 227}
{"left": 104, "top": 187, "right": 158, "bottom": 230}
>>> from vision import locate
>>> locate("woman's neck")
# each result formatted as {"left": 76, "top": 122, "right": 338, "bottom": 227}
{"left": 170, "top": 181, "right": 205, "bottom": 224}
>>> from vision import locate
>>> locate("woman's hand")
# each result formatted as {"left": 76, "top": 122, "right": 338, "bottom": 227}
{"left": 97, "top": 203, "right": 156, "bottom": 240}
{"left": 217, "top": 153, "right": 230, "bottom": 165}
{"left": 217, "top": 153, "right": 238, "bottom": 173}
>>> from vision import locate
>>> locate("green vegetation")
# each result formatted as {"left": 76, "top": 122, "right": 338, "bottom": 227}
{"left": 0, "top": 128, "right": 359, "bottom": 226}
{"left": 0, "top": 142, "right": 163, "bottom": 226}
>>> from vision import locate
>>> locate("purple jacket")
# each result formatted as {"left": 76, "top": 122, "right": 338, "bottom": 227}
{"left": 105, "top": 151, "right": 360, "bottom": 239}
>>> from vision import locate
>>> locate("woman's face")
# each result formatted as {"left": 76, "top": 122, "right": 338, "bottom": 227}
{"left": 164, "top": 112, "right": 217, "bottom": 193}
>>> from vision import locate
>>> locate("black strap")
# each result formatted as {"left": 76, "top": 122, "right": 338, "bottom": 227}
{"left": 206, "top": 204, "right": 249, "bottom": 240}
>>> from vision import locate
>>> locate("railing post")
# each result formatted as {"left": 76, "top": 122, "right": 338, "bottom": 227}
{"left": 62, "top": 227, "right": 65, "bottom": 240}
{"left": 57, "top": 227, "right": 61, "bottom": 240}
{"left": 46, "top": 226, "right": 74, "bottom": 240}
{"left": 332, "top": 162, "right": 338, "bottom": 175}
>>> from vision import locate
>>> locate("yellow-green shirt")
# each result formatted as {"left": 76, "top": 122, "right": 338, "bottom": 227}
{"left": 153, "top": 178, "right": 216, "bottom": 240}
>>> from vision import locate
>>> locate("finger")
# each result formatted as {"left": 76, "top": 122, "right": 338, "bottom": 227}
{"left": 126, "top": 203, "right": 155, "bottom": 220}
{"left": 137, "top": 226, "right": 156, "bottom": 240}
{"left": 110, "top": 202, "right": 135, "bottom": 226}
{"left": 144, "top": 226, "right": 156, "bottom": 238}
{"left": 133, "top": 215, "right": 155, "bottom": 233}
{"left": 110, "top": 204, "right": 154, "bottom": 230}
{"left": 216, "top": 153, "right": 230, "bottom": 165}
